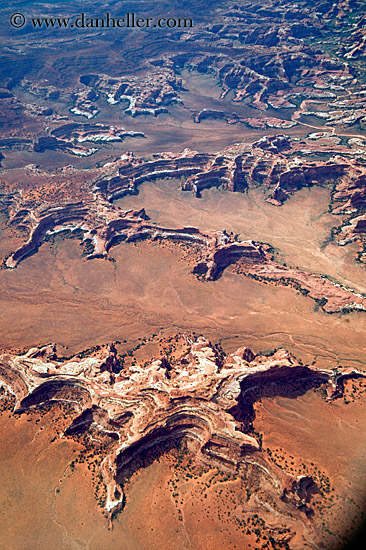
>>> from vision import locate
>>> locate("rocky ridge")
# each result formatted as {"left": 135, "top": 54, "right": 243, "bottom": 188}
{"left": 34, "top": 123, "right": 145, "bottom": 157}
{"left": 2, "top": 132, "right": 366, "bottom": 238}
{"left": 0, "top": 335, "right": 363, "bottom": 536}
{"left": 2, "top": 190, "right": 365, "bottom": 313}
{"left": 1, "top": 0, "right": 366, "bottom": 163}
{"left": 2, "top": 135, "right": 366, "bottom": 311}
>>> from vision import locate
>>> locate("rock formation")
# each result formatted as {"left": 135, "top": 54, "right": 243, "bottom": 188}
{"left": 34, "top": 123, "right": 145, "bottom": 157}
{"left": 3, "top": 188, "right": 365, "bottom": 312}
{"left": 21, "top": 67, "right": 183, "bottom": 122}
{"left": 2, "top": 134, "right": 366, "bottom": 311}
{"left": 0, "top": 336, "right": 363, "bottom": 526}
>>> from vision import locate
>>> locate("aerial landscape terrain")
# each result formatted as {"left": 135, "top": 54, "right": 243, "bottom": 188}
{"left": 0, "top": 0, "right": 366, "bottom": 548}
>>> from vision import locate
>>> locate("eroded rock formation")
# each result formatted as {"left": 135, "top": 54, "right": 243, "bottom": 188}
{"left": 34, "top": 123, "right": 145, "bottom": 157}
{"left": 22, "top": 67, "right": 183, "bottom": 122}
{"left": 2, "top": 135, "right": 366, "bottom": 311}
{"left": 0, "top": 336, "right": 363, "bottom": 528}
{"left": 3, "top": 188, "right": 365, "bottom": 312}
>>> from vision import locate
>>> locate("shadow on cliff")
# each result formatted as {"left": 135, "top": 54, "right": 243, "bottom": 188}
{"left": 116, "top": 432, "right": 187, "bottom": 487}
{"left": 229, "top": 374, "right": 325, "bottom": 434}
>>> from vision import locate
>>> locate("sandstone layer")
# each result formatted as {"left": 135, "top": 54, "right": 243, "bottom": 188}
{"left": 0, "top": 335, "right": 363, "bottom": 544}
{"left": 1, "top": 135, "right": 366, "bottom": 311}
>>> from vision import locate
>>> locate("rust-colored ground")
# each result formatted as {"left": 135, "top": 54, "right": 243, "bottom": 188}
{"left": 0, "top": 404, "right": 260, "bottom": 550}
{"left": 1, "top": 375, "right": 366, "bottom": 550}
{"left": 254, "top": 379, "right": 366, "bottom": 548}
{"left": 1, "top": 179, "right": 366, "bottom": 371}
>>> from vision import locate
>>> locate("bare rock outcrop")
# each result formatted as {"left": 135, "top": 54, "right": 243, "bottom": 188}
{"left": 0, "top": 336, "right": 363, "bottom": 522}
{"left": 2, "top": 139, "right": 366, "bottom": 312}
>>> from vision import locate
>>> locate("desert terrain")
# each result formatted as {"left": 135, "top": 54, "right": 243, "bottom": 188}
{"left": 1, "top": 0, "right": 366, "bottom": 548}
